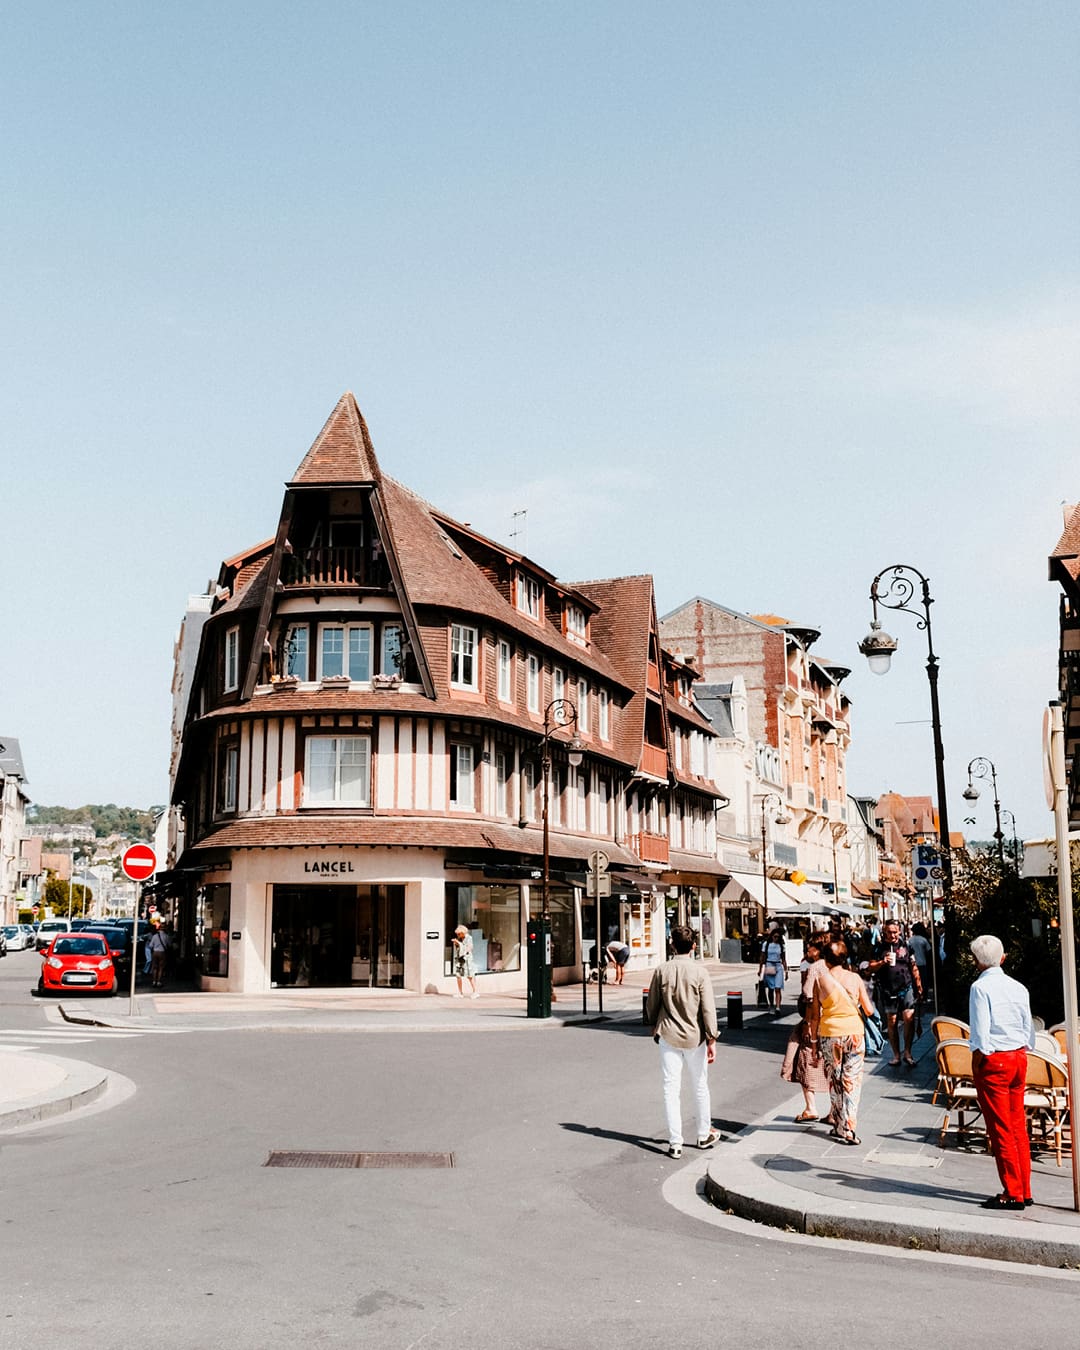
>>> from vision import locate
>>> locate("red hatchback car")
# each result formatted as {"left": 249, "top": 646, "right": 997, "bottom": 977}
{"left": 38, "top": 933, "right": 117, "bottom": 996}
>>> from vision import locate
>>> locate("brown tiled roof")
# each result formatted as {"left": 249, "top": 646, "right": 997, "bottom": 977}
{"left": 379, "top": 476, "right": 631, "bottom": 691}
{"left": 664, "top": 692, "right": 715, "bottom": 736}
{"left": 663, "top": 850, "right": 730, "bottom": 879}
{"left": 188, "top": 814, "right": 641, "bottom": 867}
{"left": 1050, "top": 503, "right": 1080, "bottom": 587}
{"left": 572, "top": 576, "right": 655, "bottom": 765}
{"left": 213, "top": 557, "right": 271, "bottom": 617}
{"left": 289, "top": 392, "right": 380, "bottom": 486}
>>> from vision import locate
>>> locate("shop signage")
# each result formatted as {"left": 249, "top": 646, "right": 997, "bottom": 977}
{"left": 303, "top": 858, "right": 356, "bottom": 874}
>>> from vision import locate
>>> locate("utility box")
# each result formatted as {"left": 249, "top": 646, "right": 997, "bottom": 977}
{"left": 526, "top": 918, "right": 552, "bottom": 1019}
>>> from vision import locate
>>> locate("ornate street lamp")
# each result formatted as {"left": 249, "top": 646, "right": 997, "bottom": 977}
{"left": 962, "top": 756, "right": 1005, "bottom": 868}
{"left": 754, "top": 792, "right": 791, "bottom": 935}
{"left": 859, "top": 564, "right": 956, "bottom": 1003}
{"left": 1000, "top": 809, "right": 1021, "bottom": 872}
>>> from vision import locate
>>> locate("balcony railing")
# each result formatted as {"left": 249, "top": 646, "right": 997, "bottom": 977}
{"left": 638, "top": 742, "right": 668, "bottom": 779}
{"left": 280, "top": 547, "right": 388, "bottom": 589}
{"left": 630, "top": 831, "right": 670, "bottom": 865}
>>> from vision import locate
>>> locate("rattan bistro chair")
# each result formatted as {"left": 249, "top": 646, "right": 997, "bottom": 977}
{"left": 1024, "top": 1048, "right": 1070, "bottom": 1168}
{"left": 934, "top": 1038, "right": 983, "bottom": 1145}
{"left": 931, "top": 1015, "right": 970, "bottom": 1044}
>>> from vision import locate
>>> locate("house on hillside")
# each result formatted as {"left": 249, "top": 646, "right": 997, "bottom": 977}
{"left": 162, "top": 394, "right": 729, "bottom": 994}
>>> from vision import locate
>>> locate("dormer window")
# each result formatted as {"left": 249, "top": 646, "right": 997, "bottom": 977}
{"left": 565, "top": 605, "right": 588, "bottom": 646}
{"left": 515, "top": 573, "right": 543, "bottom": 621}
{"left": 224, "top": 627, "right": 240, "bottom": 693}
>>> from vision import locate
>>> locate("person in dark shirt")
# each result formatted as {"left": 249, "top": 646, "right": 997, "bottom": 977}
{"left": 867, "top": 918, "right": 923, "bottom": 1066}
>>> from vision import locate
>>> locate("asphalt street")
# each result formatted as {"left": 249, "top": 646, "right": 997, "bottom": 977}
{"left": 1, "top": 953, "right": 1077, "bottom": 1349}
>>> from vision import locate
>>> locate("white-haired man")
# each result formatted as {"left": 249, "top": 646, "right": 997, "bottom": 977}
{"left": 968, "top": 934, "right": 1036, "bottom": 1211}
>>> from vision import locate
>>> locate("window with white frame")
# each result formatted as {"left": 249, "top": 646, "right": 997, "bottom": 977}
{"left": 217, "top": 740, "right": 239, "bottom": 813}
{"left": 565, "top": 604, "right": 588, "bottom": 646}
{"left": 598, "top": 689, "right": 610, "bottom": 741}
{"left": 550, "top": 765, "right": 565, "bottom": 826}
{"left": 516, "top": 573, "right": 542, "bottom": 620}
{"left": 450, "top": 624, "right": 478, "bottom": 691}
{"left": 381, "top": 623, "right": 404, "bottom": 676}
{"left": 526, "top": 653, "right": 540, "bottom": 713}
{"left": 552, "top": 666, "right": 565, "bottom": 710}
{"left": 577, "top": 678, "right": 589, "bottom": 733}
{"left": 576, "top": 770, "right": 588, "bottom": 831}
{"left": 304, "top": 735, "right": 371, "bottom": 806}
{"left": 522, "top": 760, "right": 537, "bottom": 822}
{"left": 495, "top": 750, "right": 509, "bottom": 817}
{"left": 284, "top": 624, "right": 309, "bottom": 679}
{"left": 318, "top": 624, "right": 373, "bottom": 682}
{"left": 224, "top": 627, "right": 240, "bottom": 693}
{"left": 449, "top": 743, "right": 476, "bottom": 810}
{"left": 497, "top": 639, "right": 513, "bottom": 702}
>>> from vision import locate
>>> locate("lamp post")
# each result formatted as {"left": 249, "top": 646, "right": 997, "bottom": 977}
{"left": 1000, "top": 808, "right": 1021, "bottom": 872}
{"left": 962, "top": 756, "right": 1005, "bottom": 868}
{"left": 829, "top": 821, "right": 848, "bottom": 910}
{"left": 528, "top": 698, "right": 583, "bottom": 1019}
{"left": 859, "top": 564, "right": 956, "bottom": 1006}
{"left": 754, "top": 792, "right": 790, "bottom": 935}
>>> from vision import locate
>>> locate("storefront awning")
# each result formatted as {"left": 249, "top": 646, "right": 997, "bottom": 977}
{"left": 721, "top": 874, "right": 861, "bottom": 917}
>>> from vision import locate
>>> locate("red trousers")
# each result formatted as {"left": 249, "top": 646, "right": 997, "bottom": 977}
{"left": 973, "top": 1048, "right": 1030, "bottom": 1201}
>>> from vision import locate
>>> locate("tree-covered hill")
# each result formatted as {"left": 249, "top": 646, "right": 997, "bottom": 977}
{"left": 27, "top": 803, "right": 164, "bottom": 839}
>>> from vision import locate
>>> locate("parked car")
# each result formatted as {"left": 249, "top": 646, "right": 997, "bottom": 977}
{"left": 19, "top": 924, "right": 37, "bottom": 947}
{"left": 38, "top": 933, "right": 117, "bottom": 996}
{"left": 35, "top": 919, "right": 72, "bottom": 952}
{"left": 2, "top": 925, "right": 31, "bottom": 952}
{"left": 85, "top": 926, "right": 135, "bottom": 980}
{"left": 0, "top": 929, "right": 6, "bottom": 957}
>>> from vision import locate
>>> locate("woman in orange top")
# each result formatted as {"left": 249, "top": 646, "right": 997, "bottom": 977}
{"left": 808, "top": 940, "right": 876, "bottom": 1146}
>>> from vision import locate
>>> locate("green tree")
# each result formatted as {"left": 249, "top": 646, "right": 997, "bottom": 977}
{"left": 42, "top": 875, "right": 92, "bottom": 919}
{"left": 948, "top": 846, "right": 1075, "bottom": 1023}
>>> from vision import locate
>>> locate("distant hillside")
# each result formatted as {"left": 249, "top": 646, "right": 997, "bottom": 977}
{"left": 27, "top": 804, "right": 164, "bottom": 839}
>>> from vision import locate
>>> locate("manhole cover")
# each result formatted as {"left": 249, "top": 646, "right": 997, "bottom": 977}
{"left": 265, "top": 1151, "right": 455, "bottom": 1169}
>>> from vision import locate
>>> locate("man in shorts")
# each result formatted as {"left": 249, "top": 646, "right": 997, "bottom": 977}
{"left": 606, "top": 939, "right": 631, "bottom": 984}
{"left": 867, "top": 918, "right": 923, "bottom": 1066}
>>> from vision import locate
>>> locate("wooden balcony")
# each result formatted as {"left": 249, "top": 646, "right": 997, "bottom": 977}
{"left": 280, "top": 547, "right": 388, "bottom": 590}
{"left": 638, "top": 742, "right": 668, "bottom": 779}
{"left": 630, "top": 830, "right": 670, "bottom": 865}
{"left": 646, "top": 662, "right": 662, "bottom": 694}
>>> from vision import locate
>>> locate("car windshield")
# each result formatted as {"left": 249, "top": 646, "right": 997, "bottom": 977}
{"left": 2, "top": 927, "right": 16, "bottom": 938}
{"left": 53, "top": 937, "right": 108, "bottom": 955}
{"left": 94, "top": 930, "right": 127, "bottom": 946}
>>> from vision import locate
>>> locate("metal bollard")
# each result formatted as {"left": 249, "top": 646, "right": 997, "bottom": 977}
{"left": 726, "top": 990, "right": 743, "bottom": 1031}
{"left": 642, "top": 989, "right": 650, "bottom": 1025}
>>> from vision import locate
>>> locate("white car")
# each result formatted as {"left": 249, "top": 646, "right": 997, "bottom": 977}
{"left": 2, "top": 925, "right": 31, "bottom": 951}
{"left": 35, "top": 920, "right": 71, "bottom": 952}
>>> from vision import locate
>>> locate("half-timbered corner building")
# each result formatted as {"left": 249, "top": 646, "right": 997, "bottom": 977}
{"left": 164, "top": 394, "right": 727, "bottom": 993}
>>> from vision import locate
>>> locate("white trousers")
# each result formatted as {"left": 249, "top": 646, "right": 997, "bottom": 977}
{"left": 659, "top": 1038, "right": 711, "bottom": 1148}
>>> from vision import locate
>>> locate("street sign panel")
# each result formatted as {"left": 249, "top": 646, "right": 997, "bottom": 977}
{"left": 121, "top": 844, "right": 157, "bottom": 882}
{"left": 587, "top": 872, "right": 611, "bottom": 898}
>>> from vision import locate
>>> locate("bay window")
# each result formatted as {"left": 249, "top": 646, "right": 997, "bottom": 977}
{"left": 319, "top": 624, "right": 373, "bottom": 682}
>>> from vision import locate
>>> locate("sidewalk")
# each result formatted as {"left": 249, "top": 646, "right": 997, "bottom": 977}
{"left": 703, "top": 1024, "right": 1080, "bottom": 1269}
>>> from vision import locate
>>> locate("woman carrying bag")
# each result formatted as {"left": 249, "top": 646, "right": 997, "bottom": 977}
{"left": 808, "top": 939, "right": 877, "bottom": 1146}
{"left": 781, "top": 931, "right": 832, "bottom": 1123}
{"left": 757, "top": 924, "right": 788, "bottom": 1015}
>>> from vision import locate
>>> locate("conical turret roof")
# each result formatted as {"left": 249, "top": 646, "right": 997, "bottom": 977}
{"left": 288, "top": 391, "right": 380, "bottom": 485}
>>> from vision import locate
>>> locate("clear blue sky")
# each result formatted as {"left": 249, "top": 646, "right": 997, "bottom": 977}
{"left": 3, "top": 3, "right": 1077, "bottom": 845}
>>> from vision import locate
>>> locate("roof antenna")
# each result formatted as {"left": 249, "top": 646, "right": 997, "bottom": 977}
{"left": 510, "top": 509, "right": 528, "bottom": 551}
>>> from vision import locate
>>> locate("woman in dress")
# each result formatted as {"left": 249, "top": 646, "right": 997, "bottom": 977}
{"left": 781, "top": 931, "right": 832, "bottom": 1123}
{"left": 757, "top": 924, "right": 788, "bottom": 1015}
{"left": 452, "top": 925, "right": 479, "bottom": 999}
{"left": 808, "top": 939, "right": 876, "bottom": 1145}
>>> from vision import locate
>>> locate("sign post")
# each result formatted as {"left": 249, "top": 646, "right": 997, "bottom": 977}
{"left": 121, "top": 844, "right": 157, "bottom": 1014}
{"left": 1045, "top": 703, "right": 1080, "bottom": 1212}
{"left": 587, "top": 850, "right": 610, "bottom": 1015}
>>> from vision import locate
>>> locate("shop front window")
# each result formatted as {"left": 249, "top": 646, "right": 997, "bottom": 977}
{"left": 195, "top": 883, "right": 230, "bottom": 977}
{"left": 444, "top": 884, "right": 522, "bottom": 974}
{"left": 528, "top": 884, "right": 575, "bottom": 969}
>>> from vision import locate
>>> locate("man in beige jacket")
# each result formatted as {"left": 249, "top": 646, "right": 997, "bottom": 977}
{"left": 646, "top": 924, "right": 720, "bottom": 1158}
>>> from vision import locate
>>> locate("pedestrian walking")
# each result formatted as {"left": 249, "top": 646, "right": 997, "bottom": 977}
{"left": 968, "top": 933, "right": 1036, "bottom": 1210}
{"left": 645, "top": 924, "right": 720, "bottom": 1159}
{"left": 867, "top": 918, "right": 923, "bottom": 1066}
{"left": 451, "top": 925, "right": 479, "bottom": 999}
{"left": 808, "top": 940, "right": 876, "bottom": 1146}
{"left": 781, "top": 932, "right": 832, "bottom": 1123}
{"left": 147, "top": 925, "right": 170, "bottom": 988}
{"left": 757, "top": 924, "right": 788, "bottom": 1015}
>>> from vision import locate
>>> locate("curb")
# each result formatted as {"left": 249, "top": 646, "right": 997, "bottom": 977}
{"left": 704, "top": 1147, "right": 1080, "bottom": 1270}
{"left": 0, "top": 1053, "right": 111, "bottom": 1130}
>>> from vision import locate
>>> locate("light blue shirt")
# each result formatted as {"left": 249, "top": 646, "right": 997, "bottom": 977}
{"left": 968, "top": 965, "right": 1035, "bottom": 1055}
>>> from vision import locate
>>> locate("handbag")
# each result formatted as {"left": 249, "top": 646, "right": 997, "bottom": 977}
{"left": 763, "top": 963, "right": 778, "bottom": 976}
{"left": 756, "top": 979, "right": 768, "bottom": 1006}
{"left": 861, "top": 1007, "right": 885, "bottom": 1056}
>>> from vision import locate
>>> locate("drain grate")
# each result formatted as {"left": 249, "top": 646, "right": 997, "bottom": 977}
{"left": 265, "top": 1150, "right": 455, "bottom": 1169}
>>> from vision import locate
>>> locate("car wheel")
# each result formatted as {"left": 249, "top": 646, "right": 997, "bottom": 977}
{"left": 36, "top": 977, "right": 45, "bottom": 996}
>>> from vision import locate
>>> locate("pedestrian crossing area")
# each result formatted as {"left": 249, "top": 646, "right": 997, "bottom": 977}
{"left": 0, "top": 1022, "right": 188, "bottom": 1050}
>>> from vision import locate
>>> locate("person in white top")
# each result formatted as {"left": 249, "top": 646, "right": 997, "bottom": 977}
{"left": 968, "top": 934, "right": 1037, "bottom": 1211}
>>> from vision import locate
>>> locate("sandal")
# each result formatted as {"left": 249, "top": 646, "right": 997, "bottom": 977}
{"left": 903, "top": 1055, "right": 916, "bottom": 1067}
{"left": 836, "top": 1132, "right": 861, "bottom": 1146}
{"left": 794, "top": 1111, "right": 818, "bottom": 1123}
{"left": 888, "top": 1057, "right": 901, "bottom": 1067}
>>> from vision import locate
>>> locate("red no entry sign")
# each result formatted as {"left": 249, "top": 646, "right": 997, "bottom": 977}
{"left": 121, "top": 844, "right": 157, "bottom": 881}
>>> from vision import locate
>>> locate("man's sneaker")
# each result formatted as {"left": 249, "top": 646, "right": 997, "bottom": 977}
{"left": 667, "top": 1145, "right": 682, "bottom": 1159}
{"left": 697, "top": 1129, "right": 721, "bottom": 1149}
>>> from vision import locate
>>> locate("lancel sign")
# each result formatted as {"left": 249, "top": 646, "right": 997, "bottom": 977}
{"left": 303, "top": 859, "right": 356, "bottom": 874}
